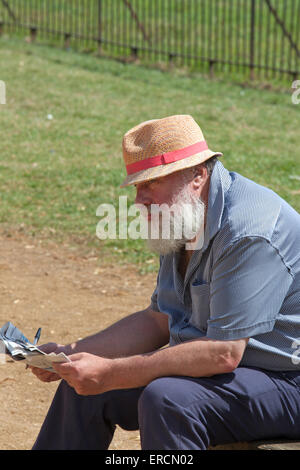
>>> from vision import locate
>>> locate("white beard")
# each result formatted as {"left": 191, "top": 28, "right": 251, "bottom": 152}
{"left": 146, "top": 185, "right": 206, "bottom": 256}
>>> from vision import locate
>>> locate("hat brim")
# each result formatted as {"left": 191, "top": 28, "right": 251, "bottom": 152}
{"left": 120, "top": 149, "right": 223, "bottom": 188}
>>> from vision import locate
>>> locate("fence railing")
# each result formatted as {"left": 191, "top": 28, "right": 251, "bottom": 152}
{"left": 0, "top": 0, "right": 299, "bottom": 83}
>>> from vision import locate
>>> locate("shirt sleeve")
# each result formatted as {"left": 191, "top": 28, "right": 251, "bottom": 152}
{"left": 150, "top": 256, "right": 163, "bottom": 312}
{"left": 150, "top": 285, "right": 159, "bottom": 312}
{"left": 207, "top": 236, "right": 294, "bottom": 340}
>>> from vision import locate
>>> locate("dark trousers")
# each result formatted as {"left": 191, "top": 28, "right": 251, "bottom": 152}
{"left": 32, "top": 367, "right": 300, "bottom": 450}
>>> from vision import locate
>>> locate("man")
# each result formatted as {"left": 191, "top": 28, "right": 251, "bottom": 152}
{"left": 31, "top": 115, "right": 300, "bottom": 450}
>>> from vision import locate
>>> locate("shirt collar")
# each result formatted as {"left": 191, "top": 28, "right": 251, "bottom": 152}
{"left": 202, "top": 160, "right": 232, "bottom": 252}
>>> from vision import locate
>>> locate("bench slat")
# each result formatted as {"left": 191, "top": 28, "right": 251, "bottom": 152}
{"left": 209, "top": 440, "right": 300, "bottom": 450}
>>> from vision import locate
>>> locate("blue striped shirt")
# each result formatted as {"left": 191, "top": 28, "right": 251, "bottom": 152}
{"left": 151, "top": 161, "right": 300, "bottom": 371}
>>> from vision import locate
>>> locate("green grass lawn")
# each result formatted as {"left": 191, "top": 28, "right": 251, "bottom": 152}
{"left": 0, "top": 37, "right": 299, "bottom": 269}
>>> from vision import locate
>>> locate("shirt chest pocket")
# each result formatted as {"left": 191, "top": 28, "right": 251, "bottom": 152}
{"left": 189, "top": 282, "right": 210, "bottom": 332}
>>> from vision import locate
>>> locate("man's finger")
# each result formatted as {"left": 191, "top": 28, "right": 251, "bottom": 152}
{"left": 52, "top": 360, "right": 75, "bottom": 375}
{"left": 65, "top": 353, "right": 85, "bottom": 362}
{"left": 30, "top": 367, "right": 60, "bottom": 382}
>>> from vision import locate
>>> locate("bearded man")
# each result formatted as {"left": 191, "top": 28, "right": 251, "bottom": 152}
{"left": 31, "top": 115, "right": 300, "bottom": 450}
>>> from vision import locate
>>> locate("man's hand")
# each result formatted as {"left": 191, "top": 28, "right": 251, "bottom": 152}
{"left": 52, "top": 353, "right": 113, "bottom": 396}
{"left": 30, "top": 342, "right": 67, "bottom": 383}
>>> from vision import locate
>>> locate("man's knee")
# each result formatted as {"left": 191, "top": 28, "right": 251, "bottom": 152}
{"left": 137, "top": 377, "right": 208, "bottom": 450}
{"left": 138, "top": 377, "right": 182, "bottom": 419}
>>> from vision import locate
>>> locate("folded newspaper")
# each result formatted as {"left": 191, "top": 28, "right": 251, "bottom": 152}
{"left": 0, "top": 322, "right": 71, "bottom": 372}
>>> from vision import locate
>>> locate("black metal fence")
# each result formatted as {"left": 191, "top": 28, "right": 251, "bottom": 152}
{"left": 0, "top": 0, "right": 299, "bottom": 83}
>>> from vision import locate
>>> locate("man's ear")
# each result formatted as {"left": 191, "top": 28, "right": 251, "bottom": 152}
{"left": 192, "top": 164, "right": 208, "bottom": 189}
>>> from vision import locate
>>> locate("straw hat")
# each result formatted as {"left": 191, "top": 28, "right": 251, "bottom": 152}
{"left": 120, "top": 114, "right": 223, "bottom": 188}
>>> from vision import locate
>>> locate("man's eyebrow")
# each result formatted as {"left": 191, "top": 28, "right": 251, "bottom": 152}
{"left": 149, "top": 179, "right": 158, "bottom": 184}
{"left": 135, "top": 179, "right": 159, "bottom": 188}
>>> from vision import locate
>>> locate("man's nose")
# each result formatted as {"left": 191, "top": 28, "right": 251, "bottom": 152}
{"left": 135, "top": 187, "right": 151, "bottom": 206}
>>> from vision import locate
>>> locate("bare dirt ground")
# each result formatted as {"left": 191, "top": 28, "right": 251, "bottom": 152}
{"left": 0, "top": 231, "right": 156, "bottom": 450}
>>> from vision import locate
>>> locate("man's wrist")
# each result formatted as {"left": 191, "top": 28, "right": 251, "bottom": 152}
{"left": 110, "top": 354, "right": 155, "bottom": 390}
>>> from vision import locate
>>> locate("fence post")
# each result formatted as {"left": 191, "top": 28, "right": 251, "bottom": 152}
{"left": 30, "top": 26, "right": 37, "bottom": 43}
{"left": 64, "top": 33, "right": 71, "bottom": 49}
{"left": 250, "top": 0, "right": 256, "bottom": 80}
{"left": 130, "top": 47, "right": 138, "bottom": 61}
{"left": 209, "top": 60, "right": 215, "bottom": 79}
{"left": 98, "top": 0, "right": 102, "bottom": 55}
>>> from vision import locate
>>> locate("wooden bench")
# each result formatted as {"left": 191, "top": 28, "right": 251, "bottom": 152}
{"left": 209, "top": 440, "right": 300, "bottom": 450}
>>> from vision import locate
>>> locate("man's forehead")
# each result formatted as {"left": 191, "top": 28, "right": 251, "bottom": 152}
{"left": 135, "top": 171, "right": 184, "bottom": 189}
